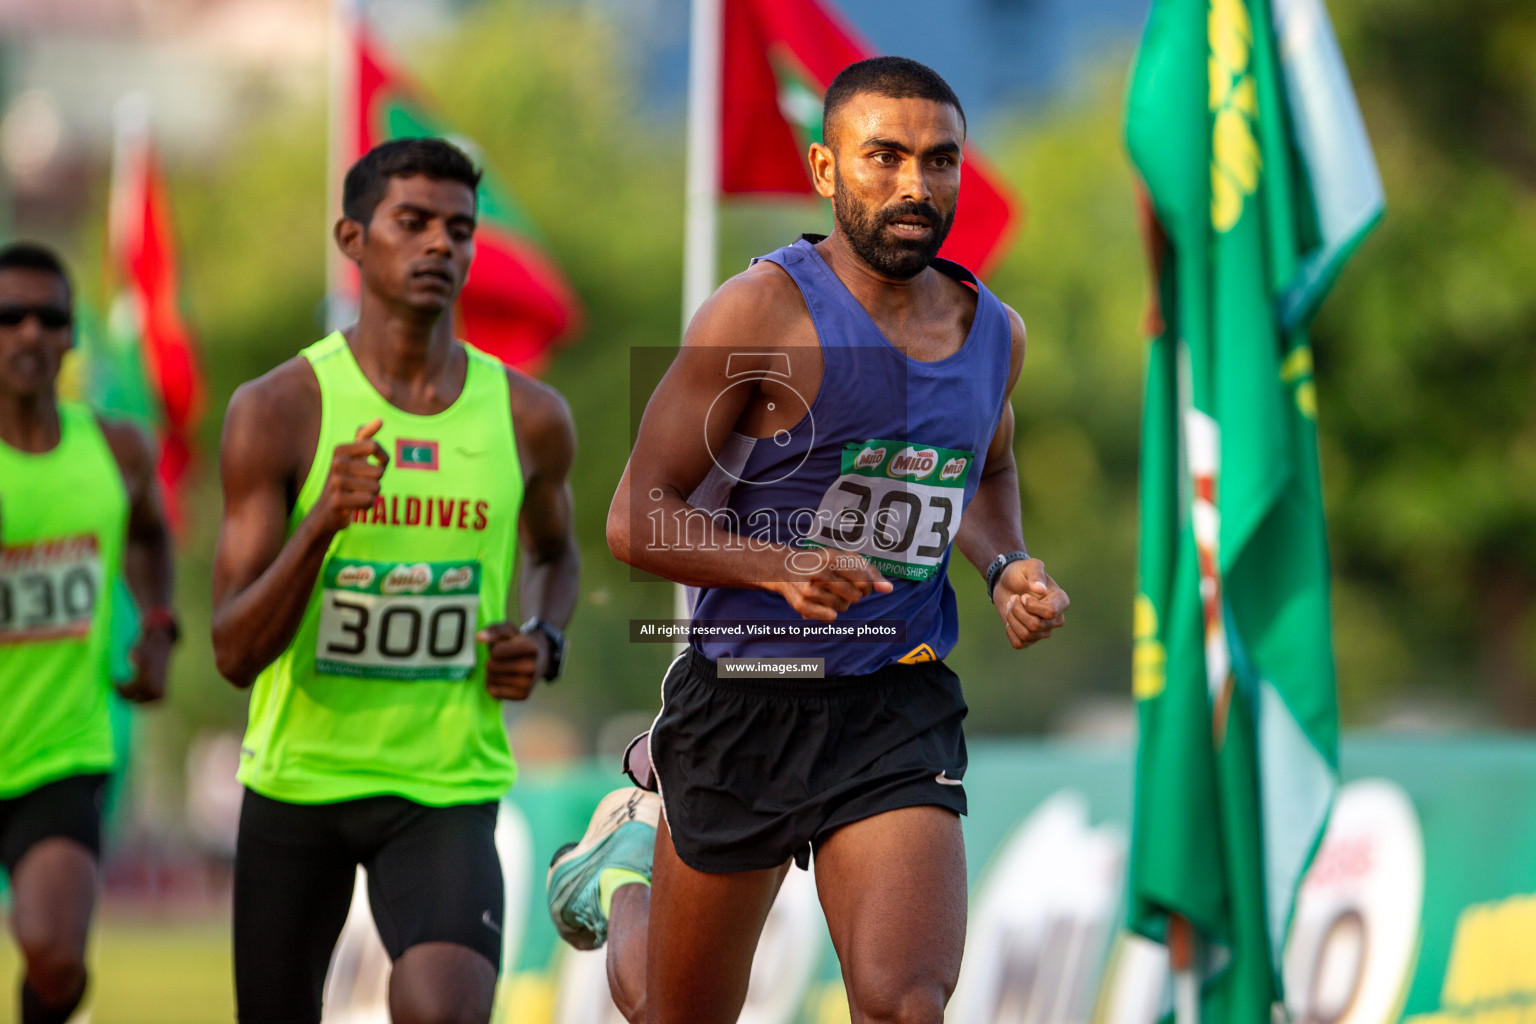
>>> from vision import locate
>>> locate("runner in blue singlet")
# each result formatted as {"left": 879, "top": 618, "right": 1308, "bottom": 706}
{"left": 548, "top": 57, "right": 1070, "bottom": 1024}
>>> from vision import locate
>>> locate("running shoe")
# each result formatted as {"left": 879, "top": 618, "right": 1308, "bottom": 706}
{"left": 546, "top": 787, "right": 660, "bottom": 950}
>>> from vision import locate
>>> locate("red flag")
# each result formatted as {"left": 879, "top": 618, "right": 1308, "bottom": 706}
{"left": 719, "top": 0, "right": 1019, "bottom": 275}
{"left": 109, "top": 126, "right": 204, "bottom": 529}
{"left": 346, "top": 26, "right": 582, "bottom": 371}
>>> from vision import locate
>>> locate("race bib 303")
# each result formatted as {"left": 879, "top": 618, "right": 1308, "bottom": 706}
{"left": 316, "top": 558, "right": 481, "bottom": 681}
{"left": 803, "top": 440, "right": 974, "bottom": 582}
{"left": 0, "top": 535, "right": 103, "bottom": 644}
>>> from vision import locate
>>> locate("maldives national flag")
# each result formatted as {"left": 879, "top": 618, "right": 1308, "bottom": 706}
{"left": 344, "top": 23, "right": 582, "bottom": 371}
{"left": 95, "top": 115, "right": 204, "bottom": 530}
{"left": 721, "top": 0, "right": 1019, "bottom": 275}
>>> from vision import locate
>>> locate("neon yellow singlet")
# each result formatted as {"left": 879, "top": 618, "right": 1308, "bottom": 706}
{"left": 237, "top": 334, "right": 524, "bottom": 806}
{"left": 0, "top": 402, "right": 127, "bottom": 797}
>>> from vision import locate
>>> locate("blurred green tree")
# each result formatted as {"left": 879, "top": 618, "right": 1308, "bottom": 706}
{"left": 1315, "top": 0, "right": 1536, "bottom": 722}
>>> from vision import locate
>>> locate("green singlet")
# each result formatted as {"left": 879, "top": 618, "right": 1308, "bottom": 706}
{"left": 0, "top": 401, "right": 127, "bottom": 798}
{"left": 237, "top": 333, "right": 524, "bottom": 806}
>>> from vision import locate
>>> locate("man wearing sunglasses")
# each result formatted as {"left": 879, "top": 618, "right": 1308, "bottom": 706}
{"left": 0, "top": 241, "right": 177, "bottom": 1024}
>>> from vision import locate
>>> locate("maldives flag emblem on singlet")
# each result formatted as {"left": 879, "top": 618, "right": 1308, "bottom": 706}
{"left": 396, "top": 439, "right": 439, "bottom": 470}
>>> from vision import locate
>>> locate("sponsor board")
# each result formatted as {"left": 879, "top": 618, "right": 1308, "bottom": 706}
{"left": 315, "top": 739, "right": 1536, "bottom": 1024}
{"left": 951, "top": 792, "right": 1126, "bottom": 1024}
{"left": 1284, "top": 780, "right": 1425, "bottom": 1024}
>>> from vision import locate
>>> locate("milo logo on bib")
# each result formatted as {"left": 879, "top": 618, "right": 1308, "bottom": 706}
{"left": 0, "top": 535, "right": 103, "bottom": 644}
{"left": 382, "top": 564, "right": 432, "bottom": 594}
{"left": 316, "top": 557, "right": 481, "bottom": 681}
{"left": 804, "top": 439, "right": 975, "bottom": 582}
{"left": 887, "top": 446, "right": 938, "bottom": 478}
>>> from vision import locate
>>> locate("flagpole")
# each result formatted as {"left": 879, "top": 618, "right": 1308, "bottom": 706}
{"left": 325, "top": 0, "right": 353, "bottom": 331}
{"left": 1169, "top": 913, "right": 1200, "bottom": 1024}
{"left": 682, "top": 0, "right": 721, "bottom": 329}
{"left": 676, "top": 0, "right": 722, "bottom": 625}
{"left": 110, "top": 94, "right": 150, "bottom": 295}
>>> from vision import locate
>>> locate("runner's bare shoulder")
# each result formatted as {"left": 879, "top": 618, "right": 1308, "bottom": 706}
{"left": 221, "top": 355, "right": 322, "bottom": 487}
{"left": 683, "top": 260, "right": 816, "bottom": 354}
{"left": 1001, "top": 301, "right": 1026, "bottom": 383}
{"left": 92, "top": 415, "right": 155, "bottom": 473}
{"left": 501, "top": 363, "right": 575, "bottom": 474}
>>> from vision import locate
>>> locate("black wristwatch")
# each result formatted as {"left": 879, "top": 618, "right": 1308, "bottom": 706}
{"left": 520, "top": 617, "right": 567, "bottom": 682}
{"left": 985, "top": 551, "right": 1032, "bottom": 603}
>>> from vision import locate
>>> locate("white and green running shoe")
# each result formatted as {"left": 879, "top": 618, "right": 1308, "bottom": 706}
{"left": 546, "top": 787, "right": 660, "bottom": 950}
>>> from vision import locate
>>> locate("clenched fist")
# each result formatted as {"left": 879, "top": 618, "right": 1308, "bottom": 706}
{"left": 310, "top": 418, "right": 389, "bottom": 535}
{"left": 476, "top": 622, "right": 546, "bottom": 701}
{"left": 993, "top": 558, "right": 1069, "bottom": 649}
{"left": 769, "top": 546, "right": 894, "bottom": 622}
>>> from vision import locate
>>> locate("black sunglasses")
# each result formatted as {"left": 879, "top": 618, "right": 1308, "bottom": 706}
{"left": 0, "top": 305, "right": 72, "bottom": 329}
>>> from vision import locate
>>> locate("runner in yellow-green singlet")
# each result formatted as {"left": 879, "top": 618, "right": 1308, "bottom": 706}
{"left": 211, "top": 139, "right": 579, "bottom": 1024}
{"left": 0, "top": 242, "right": 177, "bottom": 1024}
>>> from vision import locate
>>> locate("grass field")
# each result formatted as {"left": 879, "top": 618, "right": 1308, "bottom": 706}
{"left": 0, "top": 913, "right": 233, "bottom": 1024}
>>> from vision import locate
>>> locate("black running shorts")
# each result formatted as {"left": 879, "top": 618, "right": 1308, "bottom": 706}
{"left": 649, "top": 647, "right": 968, "bottom": 873}
{"left": 0, "top": 773, "right": 109, "bottom": 874}
{"left": 234, "top": 790, "right": 503, "bottom": 1024}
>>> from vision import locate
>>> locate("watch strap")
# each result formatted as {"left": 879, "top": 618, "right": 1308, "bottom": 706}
{"left": 519, "top": 617, "right": 566, "bottom": 681}
{"left": 142, "top": 607, "right": 181, "bottom": 644}
{"left": 986, "top": 551, "right": 1032, "bottom": 603}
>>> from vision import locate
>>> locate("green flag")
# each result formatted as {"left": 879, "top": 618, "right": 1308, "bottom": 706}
{"left": 1125, "top": 0, "right": 1382, "bottom": 1018}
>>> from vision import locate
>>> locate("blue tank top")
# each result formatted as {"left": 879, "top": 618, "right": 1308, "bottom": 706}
{"left": 690, "top": 236, "right": 1013, "bottom": 675}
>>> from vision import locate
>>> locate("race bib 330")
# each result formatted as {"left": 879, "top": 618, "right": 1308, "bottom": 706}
{"left": 0, "top": 535, "right": 103, "bottom": 644}
{"left": 804, "top": 440, "right": 974, "bottom": 582}
{"left": 316, "top": 558, "right": 481, "bottom": 681}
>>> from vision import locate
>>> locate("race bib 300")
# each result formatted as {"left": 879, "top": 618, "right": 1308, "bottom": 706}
{"left": 316, "top": 558, "right": 481, "bottom": 681}
{"left": 0, "top": 535, "right": 103, "bottom": 644}
{"left": 804, "top": 440, "right": 974, "bottom": 582}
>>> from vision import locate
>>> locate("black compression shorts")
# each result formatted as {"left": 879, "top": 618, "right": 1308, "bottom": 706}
{"left": 233, "top": 789, "right": 503, "bottom": 1024}
{"left": 649, "top": 647, "right": 968, "bottom": 873}
{"left": 0, "top": 772, "right": 108, "bottom": 874}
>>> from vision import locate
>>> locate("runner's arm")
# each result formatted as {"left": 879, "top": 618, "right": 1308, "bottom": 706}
{"left": 955, "top": 307, "right": 1068, "bottom": 648}
{"left": 211, "top": 370, "right": 387, "bottom": 687}
{"left": 100, "top": 417, "right": 174, "bottom": 702}
{"left": 474, "top": 377, "right": 580, "bottom": 700}
{"left": 606, "top": 268, "right": 889, "bottom": 617}
{"left": 513, "top": 381, "right": 579, "bottom": 632}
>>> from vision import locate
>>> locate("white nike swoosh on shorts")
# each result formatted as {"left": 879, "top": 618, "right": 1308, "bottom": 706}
{"left": 935, "top": 771, "right": 964, "bottom": 786}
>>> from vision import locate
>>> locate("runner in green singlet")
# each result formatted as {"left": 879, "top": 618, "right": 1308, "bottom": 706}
{"left": 212, "top": 138, "right": 579, "bottom": 1024}
{"left": 0, "top": 242, "right": 176, "bottom": 1024}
